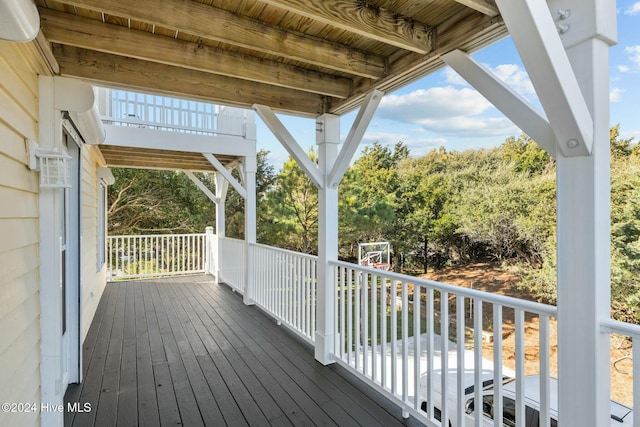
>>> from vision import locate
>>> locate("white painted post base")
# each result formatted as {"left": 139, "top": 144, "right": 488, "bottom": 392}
{"left": 314, "top": 332, "right": 336, "bottom": 365}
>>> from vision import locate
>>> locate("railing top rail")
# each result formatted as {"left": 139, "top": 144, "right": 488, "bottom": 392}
{"left": 601, "top": 318, "right": 640, "bottom": 337}
{"left": 108, "top": 233, "right": 206, "bottom": 239}
{"left": 331, "top": 260, "right": 558, "bottom": 317}
{"left": 250, "top": 242, "right": 319, "bottom": 260}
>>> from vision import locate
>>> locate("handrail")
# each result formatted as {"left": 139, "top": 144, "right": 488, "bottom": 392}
{"left": 331, "top": 260, "right": 557, "bottom": 316}
{"left": 330, "top": 259, "right": 557, "bottom": 426}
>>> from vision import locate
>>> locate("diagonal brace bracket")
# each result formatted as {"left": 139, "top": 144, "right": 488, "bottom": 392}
{"left": 253, "top": 104, "right": 324, "bottom": 190}
{"left": 495, "top": 0, "right": 593, "bottom": 157}
{"left": 203, "top": 153, "right": 247, "bottom": 199}
{"left": 328, "top": 89, "right": 384, "bottom": 188}
{"left": 442, "top": 49, "right": 556, "bottom": 157}
{"left": 184, "top": 170, "right": 220, "bottom": 204}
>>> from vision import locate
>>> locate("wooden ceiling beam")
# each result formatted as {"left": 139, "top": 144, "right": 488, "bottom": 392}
{"left": 259, "top": 0, "right": 433, "bottom": 54}
{"left": 51, "top": 0, "right": 386, "bottom": 78}
{"left": 40, "top": 8, "right": 351, "bottom": 98}
{"left": 452, "top": 0, "right": 499, "bottom": 17}
{"left": 53, "top": 45, "right": 328, "bottom": 116}
{"left": 330, "top": 13, "right": 506, "bottom": 114}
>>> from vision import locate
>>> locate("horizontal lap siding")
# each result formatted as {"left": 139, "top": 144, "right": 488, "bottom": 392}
{"left": 81, "top": 146, "right": 108, "bottom": 341}
{"left": 0, "top": 40, "right": 49, "bottom": 427}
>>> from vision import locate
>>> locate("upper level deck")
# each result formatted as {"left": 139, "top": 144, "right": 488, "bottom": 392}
{"left": 94, "top": 88, "right": 256, "bottom": 172}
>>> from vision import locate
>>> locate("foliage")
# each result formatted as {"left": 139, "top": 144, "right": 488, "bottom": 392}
{"left": 107, "top": 127, "right": 640, "bottom": 322}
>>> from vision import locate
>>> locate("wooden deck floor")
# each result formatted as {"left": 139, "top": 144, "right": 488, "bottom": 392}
{"left": 64, "top": 275, "right": 421, "bottom": 426}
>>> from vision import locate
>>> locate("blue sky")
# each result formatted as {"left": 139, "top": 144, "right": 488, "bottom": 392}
{"left": 256, "top": 2, "right": 640, "bottom": 169}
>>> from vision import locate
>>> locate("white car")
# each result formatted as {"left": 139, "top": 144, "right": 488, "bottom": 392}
{"left": 420, "top": 373, "right": 633, "bottom": 426}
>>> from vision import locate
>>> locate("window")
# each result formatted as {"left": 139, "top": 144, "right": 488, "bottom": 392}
{"left": 97, "top": 181, "right": 107, "bottom": 271}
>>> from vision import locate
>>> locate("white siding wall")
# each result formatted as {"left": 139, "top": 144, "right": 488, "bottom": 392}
{"left": 0, "top": 40, "right": 49, "bottom": 427}
{"left": 80, "top": 146, "right": 108, "bottom": 341}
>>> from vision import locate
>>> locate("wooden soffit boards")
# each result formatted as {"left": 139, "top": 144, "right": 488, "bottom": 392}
{"left": 36, "top": 0, "right": 506, "bottom": 117}
{"left": 98, "top": 146, "right": 238, "bottom": 172}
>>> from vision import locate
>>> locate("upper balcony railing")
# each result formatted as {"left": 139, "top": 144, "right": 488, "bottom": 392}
{"left": 96, "top": 88, "right": 250, "bottom": 137}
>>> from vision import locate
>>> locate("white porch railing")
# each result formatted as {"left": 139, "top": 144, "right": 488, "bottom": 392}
{"left": 250, "top": 243, "right": 318, "bottom": 344}
{"left": 601, "top": 319, "right": 640, "bottom": 422}
{"left": 107, "top": 234, "right": 207, "bottom": 279}
{"left": 98, "top": 89, "right": 248, "bottom": 137}
{"left": 217, "top": 236, "right": 246, "bottom": 293}
{"left": 331, "top": 260, "right": 558, "bottom": 427}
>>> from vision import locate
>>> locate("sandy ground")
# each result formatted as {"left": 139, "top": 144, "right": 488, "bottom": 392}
{"left": 420, "top": 262, "right": 633, "bottom": 407}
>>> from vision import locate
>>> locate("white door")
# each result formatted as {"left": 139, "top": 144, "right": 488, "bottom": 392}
{"left": 61, "top": 130, "right": 81, "bottom": 390}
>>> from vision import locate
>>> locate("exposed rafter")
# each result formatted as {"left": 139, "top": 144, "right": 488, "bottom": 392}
{"left": 40, "top": 8, "right": 351, "bottom": 98}
{"left": 452, "top": 0, "right": 499, "bottom": 17}
{"left": 50, "top": 0, "right": 386, "bottom": 78}
{"left": 259, "top": 0, "right": 433, "bottom": 54}
{"left": 54, "top": 45, "right": 327, "bottom": 116}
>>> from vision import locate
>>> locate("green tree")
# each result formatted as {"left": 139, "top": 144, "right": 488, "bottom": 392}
{"left": 263, "top": 150, "right": 319, "bottom": 253}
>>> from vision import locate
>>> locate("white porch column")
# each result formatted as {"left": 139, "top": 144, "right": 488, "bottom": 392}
{"left": 315, "top": 114, "right": 340, "bottom": 365}
{"left": 557, "top": 32, "right": 614, "bottom": 427}
{"left": 243, "top": 155, "right": 257, "bottom": 305}
{"left": 494, "top": 0, "right": 616, "bottom": 423}
{"left": 214, "top": 172, "right": 228, "bottom": 285}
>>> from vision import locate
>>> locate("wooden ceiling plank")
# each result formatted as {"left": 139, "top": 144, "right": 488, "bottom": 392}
{"left": 40, "top": 8, "right": 351, "bottom": 98}
{"left": 330, "top": 13, "right": 506, "bottom": 114}
{"left": 53, "top": 45, "right": 328, "bottom": 116}
{"left": 50, "top": 0, "right": 386, "bottom": 78}
{"left": 452, "top": 0, "right": 499, "bottom": 17}
{"left": 259, "top": 0, "right": 433, "bottom": 53}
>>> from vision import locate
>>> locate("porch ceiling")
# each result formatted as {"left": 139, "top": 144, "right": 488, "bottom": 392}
{"left": 36, "top": 0, "right": 507, "bottom": 117}
{"left": 98, "top": 145, "right": 239, "bottom": 172}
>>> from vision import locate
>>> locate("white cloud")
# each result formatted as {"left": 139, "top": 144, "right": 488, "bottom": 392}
{"left": 445, "top": 63, "right": 535, "bottom": 97}
{"left": 610, "top": 87, "right": 624, "bottom": 102}
{"left": 625, "top": 2, "right": 640, "bottom": 14}
{"left": 416, "top": 116, "right": 519, "bottom": 138}
{"left": 379, "top": 86, "right": 491, "bottom": 121}
{"left": 625, "top": 45, "right": 640, "bottom": 69}
{"left": 618, "top": 65, "right": 631, "bottom": 73}
{"left": 376, "top": 86, "right": 519, "bottom": 138}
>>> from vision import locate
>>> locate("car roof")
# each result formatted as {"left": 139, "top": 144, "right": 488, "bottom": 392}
{"left": 501, "top": 375, "right": 633, "bottom": 424}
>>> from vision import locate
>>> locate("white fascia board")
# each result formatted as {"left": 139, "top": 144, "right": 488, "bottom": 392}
{"left": 102, "top": 124, "right": 256, "bottom": 157}
{"left": 329, "top": 90, "right": 384, "bottom": 188}
{"left": 253, "top": 104, "right": 324, "bottom": 189}
{"left": 496, "top": 0, "right": 593, "bottom": 157}
{"left": 203, "top": 153, "right": 247, "bottom": 199}
{"left": 442, "top": 50, "right": 556, "bottom": 158}
{"left": 184, "top": 170, "right": 219, "bottom": 205}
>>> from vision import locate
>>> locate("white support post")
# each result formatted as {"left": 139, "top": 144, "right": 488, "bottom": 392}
{"left": 555, "top": 37, "right": 614, "bottom": 427}
{"left": 328, "top": 89, "right": 383, "bottom": 187}
{"left": 214, "top": 172, "right": 228, "bottom": 285}
{"left": 496, "top": 0, "right": 594, "bottom": 157}
{"left": 315, "top": 113, "right": 340, "bottom": 365}
{"left": 205, "top": 226, "right": 215, "bottom": 276}
{"left": 442, "top": 49, "right": 556, "bottom": 157}
{"left": 243, "top": 155, "right": 257, "bottom": 305}
{"left": 253, "top": 104, "right": 324, "bottom": 189}
{"left": 500, "top": 0, "right": 615, "bottom": 425}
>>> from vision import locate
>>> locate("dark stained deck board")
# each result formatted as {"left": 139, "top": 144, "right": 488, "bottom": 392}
{"left": 191, "top": 282, "right": 408, "bottom": 427}
{"left": 65, "top": 275, "right": 423, "bottom": 426}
